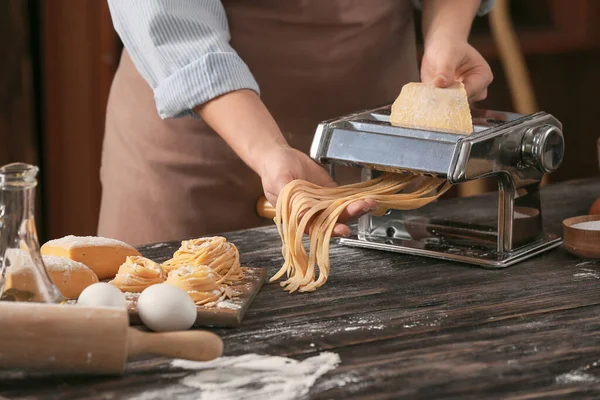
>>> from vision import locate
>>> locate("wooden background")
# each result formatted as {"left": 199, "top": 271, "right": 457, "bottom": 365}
{"left": 1, "top": 0, "right": 599, "bottom": 242}
{"left": 0, "top": 0, "right": 44, "bottom": 233}
{"left": 40, "top": 0, "right": 119, "bottom": 240}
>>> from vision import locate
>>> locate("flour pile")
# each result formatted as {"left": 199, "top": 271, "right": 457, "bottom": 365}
{"left": 170, "top": 352, "right": 340, "bottom": 400}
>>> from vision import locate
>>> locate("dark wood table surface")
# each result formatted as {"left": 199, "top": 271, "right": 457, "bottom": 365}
{"left": 1, "top": 178, "right": 600, "bottom": 399}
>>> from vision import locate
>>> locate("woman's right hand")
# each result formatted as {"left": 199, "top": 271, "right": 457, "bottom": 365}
{"left": 260, "top": 145, "right": 376, "bottom": 237}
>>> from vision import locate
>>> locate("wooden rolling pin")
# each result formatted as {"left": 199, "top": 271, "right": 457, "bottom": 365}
{"left": 0, "top": 302, "right": 223, "bottom": 375}
{"left": 257, "top": 196, "right": 275, "bottom": 219}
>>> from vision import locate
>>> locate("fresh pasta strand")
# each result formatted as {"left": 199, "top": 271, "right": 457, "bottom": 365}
{"left": 163, "top": 236, "right": 244, "bottom": 284}
{"left": 273, "top": 173, "right": 416, "bottom": 291}
{"left": 271, "top": 172, "right": 451, "bottom": 293}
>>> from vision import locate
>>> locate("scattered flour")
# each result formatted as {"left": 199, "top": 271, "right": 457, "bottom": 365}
{"left": 124, "top": 292, "right": 141, "bottom": 302}
{"left": 216, "top": 300, "right": 242, "bottom": 310}
{"left": 556, "top": 371, "right": 598, "bottom": 384}
{"left": 573, "top": 268, "right": 600, "bottom": 281}
{"left": 315, "top": 372, "right": 360, "bottom": 392}
{"left": 555, "top": 360, "right": 600, "bottom": 385}
{"left": 42, "top": 255, "right": 91, "bottom": 272}
{"left": 576, "top": 261, "right": 597, "bottom": 268}
{"left": 160, "top": 352, "right": 342, "bottom": 400}
{"left": 43, "top": 235, "right": 135, "bottom": 250}
{"left": 124, "top": 289, "right": 242, "bottom": 314}
{"left": 0, "top": 370, "right": 26, "bottom": 380}
{"left": 4, "top": 250, "right": 92, "bottom": 278}
{"left": 128, "top": 387, "right": 192, "bottom": 400}
{"left": 234, "top": 315, "right": 389, "bottom": 344}
{"left": 402, "top": 313, "right": 448, "bottom": 329}
{"left": 146, "top": 243, "right": 169, "bottom": 249}
{"left": 344, "top": 326, "right": 361, "bottom": 332}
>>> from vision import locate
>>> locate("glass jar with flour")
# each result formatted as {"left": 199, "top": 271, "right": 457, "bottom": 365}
{"left": 0, "top": 162, "right": 63, "bottom": 303}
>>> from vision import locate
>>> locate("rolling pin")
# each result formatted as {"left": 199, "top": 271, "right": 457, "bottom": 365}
{"left": 256, "top": 196, "right": 275, "bottom": 219}
{"left": 0, "top": 302, "right": 223, "bottom": 375}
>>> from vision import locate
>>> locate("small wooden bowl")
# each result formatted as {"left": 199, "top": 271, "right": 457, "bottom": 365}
{"left": 589, "top": 196, "right": 600, "bottom": 215}
{"left": 563, "top": 215, "right": 600, "bottom": 259}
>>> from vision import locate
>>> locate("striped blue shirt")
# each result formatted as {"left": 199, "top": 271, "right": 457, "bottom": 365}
{"left": 107, "top": 0, "right": 495, "bottom": 119}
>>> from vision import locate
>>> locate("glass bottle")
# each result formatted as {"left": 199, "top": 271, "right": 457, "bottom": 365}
{"left": 0, "top": 162, "right": 63, "bottom": 303}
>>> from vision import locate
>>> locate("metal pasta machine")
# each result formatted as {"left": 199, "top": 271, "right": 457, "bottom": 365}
{"left": 310, "top": 106, "right": 565, "bottom": 267}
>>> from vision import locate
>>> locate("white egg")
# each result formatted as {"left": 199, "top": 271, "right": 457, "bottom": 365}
{"left": 137, "top": 284, "right": 197, "bottom": 332}
{"left": 77, "top": 282, "right": 126, "bottom": 309}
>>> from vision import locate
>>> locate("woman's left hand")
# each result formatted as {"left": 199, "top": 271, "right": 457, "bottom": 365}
{"left": 420, "top": 38, "right": 493, "bottom": 102}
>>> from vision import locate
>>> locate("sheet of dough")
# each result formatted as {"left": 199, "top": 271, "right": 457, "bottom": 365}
{"left": 389, "top": 81, "right": 473, "bottom": 134}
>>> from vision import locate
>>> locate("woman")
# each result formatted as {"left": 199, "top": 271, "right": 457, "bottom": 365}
{"left": 99, "top": 0, "right": 494, "bottom": 245}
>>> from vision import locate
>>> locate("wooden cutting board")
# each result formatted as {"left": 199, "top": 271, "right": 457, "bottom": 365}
{"left": 137, "top": 242, "right": 268, "bottom": 328}
{"left": 66, "top": 267, "right": 266, "bottom": 328}
{"left": 64, "top": 241, "right": 267, "bottom": 328}
{"left": 126, "top": 266, "right": 266, "bottom": 328}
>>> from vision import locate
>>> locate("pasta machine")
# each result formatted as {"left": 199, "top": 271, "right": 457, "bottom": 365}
{"left": 309, "top": 106, "right": 565, "bottom": 267}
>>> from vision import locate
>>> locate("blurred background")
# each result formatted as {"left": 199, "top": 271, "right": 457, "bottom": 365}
{"left": 2, "top": 0, "right": 599, "bottom": 242}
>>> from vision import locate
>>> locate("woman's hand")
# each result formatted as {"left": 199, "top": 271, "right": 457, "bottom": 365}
{"left": 420, "top": 39, "right": 493, "bottom": 102}
{"left": 195, "top": 90, "right": 375, "bottom": 237}
{"left": 260, "top": 145, "right": 376, "bottom": 237}
{"left": 420, "top": 0, "right": 493, "bottom": 101}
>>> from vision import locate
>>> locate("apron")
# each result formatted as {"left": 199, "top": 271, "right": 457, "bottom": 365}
{"left": 98, "top": 0, "right": 418, "bottom": 245}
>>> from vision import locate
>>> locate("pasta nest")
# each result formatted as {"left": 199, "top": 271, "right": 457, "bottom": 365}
{"left": 163, "top": 236, "right": 244, "bottom": 284}
{"left": 165, "top": 264, "right": 229, "bottom": 305}
{"left": 109, "top": 256, "right": 166, "bottom": 292}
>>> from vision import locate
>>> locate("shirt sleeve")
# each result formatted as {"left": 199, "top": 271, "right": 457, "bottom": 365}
{"left": 410, "top": 0, "right": 496, "bottom": 16}
{"left": 107, "top": 0, "right": 260, "bottom": 119}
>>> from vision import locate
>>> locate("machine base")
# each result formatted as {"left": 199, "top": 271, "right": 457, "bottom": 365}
{"left": 338, "top": 233, "right": 563, "bottom": 268}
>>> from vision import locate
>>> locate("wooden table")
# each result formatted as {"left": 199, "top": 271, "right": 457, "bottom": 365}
{"left": 1, "top": 178, "right": 599, "bottom": 399}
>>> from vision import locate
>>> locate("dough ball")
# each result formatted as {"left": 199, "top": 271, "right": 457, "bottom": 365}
{"left": 41, "top": 235, "right": 141, "bottom": 280}
{"left": 43, "top": 255, "right": 99, "bottom": 299}
{"left": 137, "top": 284, "right": 197, "bottom": 332}
{"left": 78, "top": 282, "right": 127, "bottom": 309}
{"left": 3, "top": 251, "right": 98, "bottom": 299}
